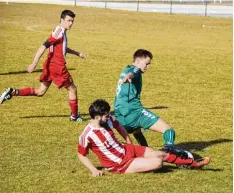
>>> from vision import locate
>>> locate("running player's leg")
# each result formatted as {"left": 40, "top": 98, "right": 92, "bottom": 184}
{"left": 66, "top": 82, "right": 82, "bottom": 121}
{"left": 115, "top": 109, "right": 150, "bottom": 146}
{"left": 34, "top": 81, "right": 51, "bottom": 96}
{"left": 0, "top": 81, "right": 50, "bottom": 104}
{"left": 149, "top": 118, "right": 176, "bottom": 145}
{"left": 133, "top": 128, "right": 148, "bottom": 147}
{"left": 135, "top": 107, "right": 176, "bottom": 145}
{"left": 52, "top": 66, "right": 81, "bottom": 122}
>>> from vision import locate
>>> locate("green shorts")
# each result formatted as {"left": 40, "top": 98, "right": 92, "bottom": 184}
{"left": 114, "top": 107, "right": 160, "bottom": 133}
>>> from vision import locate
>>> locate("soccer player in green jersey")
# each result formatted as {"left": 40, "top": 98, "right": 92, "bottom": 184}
{"left": 114, "top": 49, "right": 176, "bottom": 149}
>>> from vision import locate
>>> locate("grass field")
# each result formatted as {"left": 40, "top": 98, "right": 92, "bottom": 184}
{"left": 0, "top": 3, "right": 232, "bottom": 193}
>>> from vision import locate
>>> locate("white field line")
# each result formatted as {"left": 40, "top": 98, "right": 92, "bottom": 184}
{"left": 26, "top": 24, "right": 41, "bottom": 32}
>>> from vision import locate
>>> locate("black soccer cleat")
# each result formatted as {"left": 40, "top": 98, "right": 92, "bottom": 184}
{"left": 0, "top": 88, "right": 16, "bottom": 104}
{"left": 70, "top": 113, "right": 83, "bottom": 122}
{"left": 162, "top": 144, "right": 189, "bottom": 159}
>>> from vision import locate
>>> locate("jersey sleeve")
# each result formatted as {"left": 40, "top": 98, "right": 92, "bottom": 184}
{"left": 44, "top": 26, "right": 65, "bottom": 47}
{"left": 78, "top": 134, "right": 90, "bottom": 156}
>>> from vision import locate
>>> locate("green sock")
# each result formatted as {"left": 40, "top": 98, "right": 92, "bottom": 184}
{"left": 163, "top": 128, "right": 175, "bottom": 145}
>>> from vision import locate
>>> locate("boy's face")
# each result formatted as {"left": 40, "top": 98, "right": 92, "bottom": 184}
{"left": 135, "top": 56, "right": 151, "bottom": 73}
{"left": 61, "top": 15, "right": 74, "bottom": 30}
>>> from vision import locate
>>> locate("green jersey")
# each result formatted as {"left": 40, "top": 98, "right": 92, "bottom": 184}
{"left": 114, "top": 65, "right": 143, "bottom": 115}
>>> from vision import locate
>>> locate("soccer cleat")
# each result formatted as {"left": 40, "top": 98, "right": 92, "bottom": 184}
{"left": 162, "top": 144, "right": 189, "bottom": 159}
{"left": 0, "top": 88, "right": 15, "bottom": 104}
{"left": 70, "top": 113, "right": 83, "bottom": 122}
{"left": 191, "top": 157, "right": 211, "bottom": 169}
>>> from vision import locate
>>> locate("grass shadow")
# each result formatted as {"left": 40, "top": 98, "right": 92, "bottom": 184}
{"left": 154, "top": 165, "right": 176, "bottom": 173}
{"left": 176, "top": 139, "right": 232, "bottom": 159}
{"left": 146, "top": 106, "right": 168, "bottom": 110}
{"left": 21, "top": 113, "right": 90, "bottom": 121}
{"left": 176, "top": 139, "right": 232, "bottom": 151}
{"left": 0, "top": 68, "right": 76, "bottom": 75}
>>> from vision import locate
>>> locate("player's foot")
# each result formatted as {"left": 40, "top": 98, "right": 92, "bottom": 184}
{"left": 0, "top": 88, "right": 15, "bottom": 104}
{"left": 70, "top": 113, "right": 83, "bottom": 122}
{"left": 162, "top": 144, "right": 189, "bottom": 159}
{"left": 191, "top": 157, "right": 211, "bottom": 169}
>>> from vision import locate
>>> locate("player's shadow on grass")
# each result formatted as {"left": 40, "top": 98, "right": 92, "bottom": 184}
{"left": 21, "top": 113, "right": 90, "bottom": 121}
{"left": 0, "top": 68, "right": 76, "bottom": 75}
{"left": 146, "top": 106, "right": 168, "bottom": 110}
{"left": 176, "top": 138, "right": 232, "bottom": 160}
{"left": 156, "top": 165, "right": 223, "bottom": 173}
{"left": 96, "top": 165, "right": 223, "bottom": 174}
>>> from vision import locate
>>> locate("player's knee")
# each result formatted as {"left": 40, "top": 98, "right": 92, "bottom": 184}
{"left": 36, "top": 90, "right": 46, "bottom": 97}
{"left": 145, "top": 147, "right": 159, "bottom": 157}
{"left": 153, "top": 160, "right": 163, "bottom": 170}
{"left": 147, "top": 158, "right": 163, "bottom": 171}
{"left": 72, "top": 85, "right": 77, "bottom": 93}
{"left": 68, "top": 84, "right": 77, "bottom": 93}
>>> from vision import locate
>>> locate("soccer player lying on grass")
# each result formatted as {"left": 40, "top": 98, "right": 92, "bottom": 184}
{"left": 0, "top": 10, "right": 85, "bottom": 122}
{"left": 78, "top": 99, "right": 210, "bottom": 176}
{"left": 114, "top": 49, "right": 183, "bottom": 153}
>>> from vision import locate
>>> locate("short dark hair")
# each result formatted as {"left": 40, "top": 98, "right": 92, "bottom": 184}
{"left": 89, "top": 99, "right": 110, "bottom": 119}
{"left": 61, "top": 10, "right": 76, "bottom": 19}
{"left": 133, "top": 49, "right": 153, "bottom": 61}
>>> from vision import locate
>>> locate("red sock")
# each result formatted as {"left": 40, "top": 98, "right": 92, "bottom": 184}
{"left": 164, "top": 153, "right": 193, "bottom": 165}
{"left": 17, "top": 88, "right": 36, "bottom": 96}
{"left": 69, "top": 99, "right": 78, "bottom": 117}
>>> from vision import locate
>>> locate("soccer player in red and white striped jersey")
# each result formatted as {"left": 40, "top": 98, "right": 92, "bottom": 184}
{"left": 78, "top": 99, "right": 211, "bottom": 176}
{"left": 0, "top": 10, "right": 85, "bottom": 122}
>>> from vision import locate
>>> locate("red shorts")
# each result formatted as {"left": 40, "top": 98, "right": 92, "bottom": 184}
{"left": 39, "top": 60, "right": 74, "bottom": 89}
{"left": 110, "top": 144, "right": 146, "bottom": 174}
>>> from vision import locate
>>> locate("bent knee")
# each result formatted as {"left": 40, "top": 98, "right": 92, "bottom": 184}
{"left": 36, "top": 90, "right": 46, "bottom": 97}
{"left": 67, "top": 84, "right": 77, "bottom": 92}
{"left": 153, "top": 161, "right": 163, "bottom": 170}
{"left": 71, "top": 85, "right": 77, "bottom": 92}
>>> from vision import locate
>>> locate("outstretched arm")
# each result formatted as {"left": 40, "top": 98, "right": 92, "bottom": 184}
{"left": 66, "top": 47, "right": 86, "bottom": 60}
{"left": 78, "top": 153, "right": 103, "bottom": 177}
{"left": 27, "top": 45, "right": 47, "bottom": 73}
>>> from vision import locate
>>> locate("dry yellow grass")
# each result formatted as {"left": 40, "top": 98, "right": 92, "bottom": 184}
{"left": 0, "top": 3, "right": 232, "bottom": 193}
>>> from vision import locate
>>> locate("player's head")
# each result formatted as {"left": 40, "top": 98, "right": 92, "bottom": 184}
{"left": 60, "top": 10, "right": 76, "bottom": 30}
{"left": 133, "top": 49, "right": 153, "bottom": 73}
{"left": 89, "top": 99, "right": 110, "bottom": 125}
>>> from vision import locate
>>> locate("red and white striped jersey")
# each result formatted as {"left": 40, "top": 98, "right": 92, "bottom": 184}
{"left": 78, "top": 117, "right": 126, "bottom": 169}
{"left": 46, "top": 25, "right": 67, "bottom": 64}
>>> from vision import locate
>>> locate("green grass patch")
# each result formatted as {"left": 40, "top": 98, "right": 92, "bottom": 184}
{"left": 0, "top": 3, "right": 232, "bottom": 193}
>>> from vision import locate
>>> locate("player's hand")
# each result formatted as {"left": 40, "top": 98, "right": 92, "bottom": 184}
{"left": 79, "top": 53, "right": 86, "bottom": 60}
{"left": 27, "top": 63, "right": 37, "bottom": 73}
{"left": 91, "top": 169, "right": 103, "bottom": 177}
{"left": 120, "top": 73, "right": 133, "bottom": 84}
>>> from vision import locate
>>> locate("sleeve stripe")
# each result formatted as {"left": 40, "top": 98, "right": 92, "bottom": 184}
{"left": 80, "top": 126, "right": 91, "bottom": 147}
{"left": 53, "top": 27, "right": 63, "bottom": 39}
